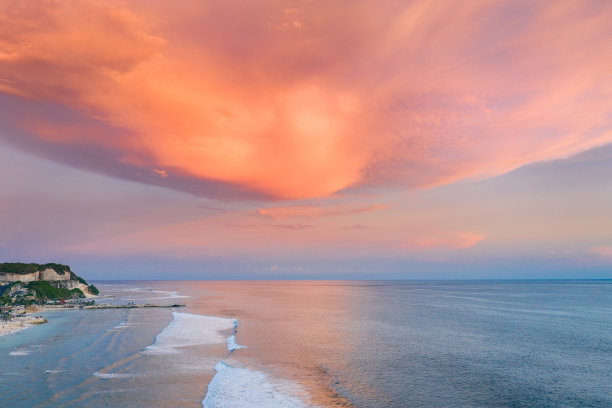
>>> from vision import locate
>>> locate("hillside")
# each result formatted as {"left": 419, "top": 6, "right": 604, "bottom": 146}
{"left": 0, "top": 263, "right": 98, "bottom": 306}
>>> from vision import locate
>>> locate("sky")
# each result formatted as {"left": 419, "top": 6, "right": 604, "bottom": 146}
{"left": 1, "top": 0, "right": 612, "bottom": 280}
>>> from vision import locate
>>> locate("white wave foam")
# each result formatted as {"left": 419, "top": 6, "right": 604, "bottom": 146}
{"left": 93, "top": 371, "right": 133, "bottom": 379}
{"left": 225, "top": 335, "right": 246, "bottom": 351}
{"left": 144, "top": 312, "right": 236, "bottom": 354}
{"left": 202, "top": 362, "right": 312, "bottom": 408}
{"left": 9, "top": 350, "right": 29, "bottom": 356}
{"left": 45, "top": 370, "right": 63, "bottom": 374}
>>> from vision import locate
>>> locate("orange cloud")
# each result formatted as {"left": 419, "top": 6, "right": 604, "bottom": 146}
{"left": 400, "top": 232, "right": 486, "bottom": 251}
{"left": 1, "top": 0, "right": 611, "bottom": 199}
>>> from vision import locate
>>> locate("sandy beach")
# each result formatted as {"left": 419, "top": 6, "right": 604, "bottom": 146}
{"left": 0, "top": 307, "right": 48, "bottom": 337}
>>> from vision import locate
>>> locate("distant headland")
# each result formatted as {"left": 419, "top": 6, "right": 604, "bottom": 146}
{"left": 0, "top": 262, "right": 99, "bottom": 308}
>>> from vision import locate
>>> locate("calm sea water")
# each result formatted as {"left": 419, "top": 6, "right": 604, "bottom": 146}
{"left": 1, "top": 280, "right": 611, "bottom": 407}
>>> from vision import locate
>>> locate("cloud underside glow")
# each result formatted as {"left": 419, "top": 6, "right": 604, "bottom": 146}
{"left": 1, "top": 0, "right": 611, "bottom": 201}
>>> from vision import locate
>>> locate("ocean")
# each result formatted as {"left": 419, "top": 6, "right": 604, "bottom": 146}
{"left": 1, "top": 280, "right": 611, "bottom": 407}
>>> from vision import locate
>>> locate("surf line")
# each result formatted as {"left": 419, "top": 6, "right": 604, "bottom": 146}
{"left": 143, "top": 311, "right": 310, "bottom": 407}
{"left": 203, "top": 317, "right": 312, "bottom": 408}
{"left": 226, "top": 319, "right": 246, "bottom": 352}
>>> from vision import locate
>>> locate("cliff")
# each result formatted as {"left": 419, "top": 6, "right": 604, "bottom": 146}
{"left": 0, "top": 268, "right": 72, "bottom": 283}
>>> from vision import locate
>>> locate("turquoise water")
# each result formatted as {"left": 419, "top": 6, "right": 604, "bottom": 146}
{"left": 1, "top": 280, "right": 611, "bottom": 407}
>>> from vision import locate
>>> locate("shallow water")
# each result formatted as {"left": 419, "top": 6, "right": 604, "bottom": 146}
{"left": 1, "top": 280, "right": 611, "bottom": 407}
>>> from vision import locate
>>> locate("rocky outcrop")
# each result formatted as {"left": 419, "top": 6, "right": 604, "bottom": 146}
{"left": 53, "top": 280, "right": 97, "bottom": 298}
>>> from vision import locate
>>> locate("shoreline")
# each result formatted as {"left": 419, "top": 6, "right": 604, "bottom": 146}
{"left": 0, "top": 302, "right": 185, "bottom": 338}
{"left": 0, "top": 313, "right": 47, "bottom": 338}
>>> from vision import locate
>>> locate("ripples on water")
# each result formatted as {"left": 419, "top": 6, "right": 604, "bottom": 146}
{"left": 1, "top": 280, "right": 611, "bottom": 407}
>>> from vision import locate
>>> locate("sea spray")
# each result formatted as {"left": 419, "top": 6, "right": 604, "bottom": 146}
{"left": 226, "top": 319, "right": 246, "bottom": 351}
{"left": 225, "top": 334, "right": 246, "bottom": 351}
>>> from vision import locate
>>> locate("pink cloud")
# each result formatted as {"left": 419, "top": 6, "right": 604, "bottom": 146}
{"left": 223, "top": 223, "right": 313, "bottom": 230}
{"left": 151, "top": 168, "right": 168, "bottom": 178}
{"left": 257, "top": 204, "right": 388, "bottom": 220}
{"left": 400, "top": 232, "right": 486, "bottom": 251}
{"left": 589, "top": 246, "right": 612, "bottom": 258}
{"left": 341, "top": 224, "right": 368, "bottom": 230}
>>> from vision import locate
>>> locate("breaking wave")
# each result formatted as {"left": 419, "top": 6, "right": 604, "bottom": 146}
{"left": 144, "top": 312, "right": 235, "bottom": 354}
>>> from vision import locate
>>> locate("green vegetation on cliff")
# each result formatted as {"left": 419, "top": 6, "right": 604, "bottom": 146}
{"left": 0, "top": 262, "right": 72, "bottom": 276}
{"left": 26, "top": 281, "right": 84, "bottom": 301}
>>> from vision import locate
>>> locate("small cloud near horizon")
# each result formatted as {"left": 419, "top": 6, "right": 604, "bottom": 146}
{"left": 589, "top": 246, "right": 612, "bottom": 258}
{"left": 400, "top": 232, "right": 486, "bottom": 251}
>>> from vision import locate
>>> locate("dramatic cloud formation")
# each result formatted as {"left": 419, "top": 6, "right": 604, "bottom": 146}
{"left": 1, "top": 0, "right": 611, "bottom": 200}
